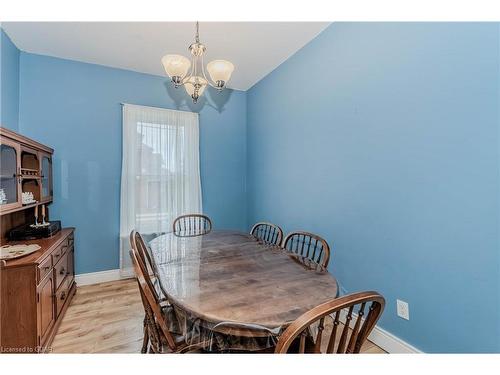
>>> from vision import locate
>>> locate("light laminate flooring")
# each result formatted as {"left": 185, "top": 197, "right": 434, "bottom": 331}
{"left": 51, "top": 279, "right": 386, "bottom": 354}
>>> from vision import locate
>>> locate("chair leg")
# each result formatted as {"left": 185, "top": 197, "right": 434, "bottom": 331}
{"left": 141, "top": 315, "right": 149, "bottom": 353}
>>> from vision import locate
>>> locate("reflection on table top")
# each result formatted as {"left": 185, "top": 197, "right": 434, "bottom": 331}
{"left": 149, "top": 230, "right": 339, "bottom": 330}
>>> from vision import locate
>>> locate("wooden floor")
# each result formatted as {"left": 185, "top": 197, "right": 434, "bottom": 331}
{"left": 51, "top": 279, "right": 386, "bottom": 354}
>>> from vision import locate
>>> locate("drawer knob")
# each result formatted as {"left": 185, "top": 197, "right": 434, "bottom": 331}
{"left": 59, "top": 268, "right": 65, "bottom": 275}
{"left": 55, "top": 253, "right": 60, "bottom": 258}
{"left": 60, "top": 292, "right": 66, "bottom": 301}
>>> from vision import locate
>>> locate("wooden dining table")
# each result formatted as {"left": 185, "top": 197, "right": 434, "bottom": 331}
{"left": 148, "top": 230, "right": 339, "bottom": 350}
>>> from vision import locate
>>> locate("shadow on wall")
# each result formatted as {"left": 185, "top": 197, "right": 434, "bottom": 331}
{"left": 163, "top": 81, "right": 233, "bottom": 113}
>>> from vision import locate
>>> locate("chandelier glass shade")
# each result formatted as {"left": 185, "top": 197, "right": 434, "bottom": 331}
{"left": 161, "top": 22, "right": 235, "bottom": 103}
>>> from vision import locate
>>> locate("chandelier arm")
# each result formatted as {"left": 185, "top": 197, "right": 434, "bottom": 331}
{"left": 206, "top": 82, "right": 220, "bottom": 89}
{"left": 200, "top": 53, "right": 218, "bottom": 88}
{"left": 180, "top": 53, "right": 197, "bottom": 85}
{"left": 200, "top": 53, "right": 208, "bottom": 81}
{"left": 193, "top": 41, "right": 201, "bottom": 79}
{"left": 190, "top": 52, "right": 196, "bottom": 78}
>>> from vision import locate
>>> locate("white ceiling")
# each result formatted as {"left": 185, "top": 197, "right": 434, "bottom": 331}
{"left": 2, "top": 22, "right": 330, "bottom": 91}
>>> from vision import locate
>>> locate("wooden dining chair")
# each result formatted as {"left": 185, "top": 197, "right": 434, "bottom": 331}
{"left": 130, "top": 232, "right": 174, "bottom": 352}
{"left": 282, "top": 231, "right": 331, "bottom": 268}
{"left": 173, "top": 214, "right": 212, "bottom": 237}
{"left": 130, "top": 246, "right": 208, "bottom": 353}
{"left": 129, "top": 246, "right": 178, "bottom": 353}
{"left": 130, "top": 230, "right": 168, "bottom": 302}
{"left": 250, "top": 222, "right": 284, "bottom": 246}
{"left": 275, "top": 291, "right": 385, "bottom": 354}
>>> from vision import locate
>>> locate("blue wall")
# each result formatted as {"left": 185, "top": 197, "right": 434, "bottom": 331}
{"left": 0, "top": 28, "right": 20, "bottom": 131}
{"left": 18, "top": 52, "right": 247, "bottom": 274}
{"left": 247, "top": 23, "right": 500, "bottom": 353}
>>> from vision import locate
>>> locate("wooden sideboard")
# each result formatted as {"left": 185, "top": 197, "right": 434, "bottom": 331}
{"left": 0, "top": 228, "right": 76, "bottom": 353}
{"left": 1, "top": 127, "right": 75, "bottom": 353}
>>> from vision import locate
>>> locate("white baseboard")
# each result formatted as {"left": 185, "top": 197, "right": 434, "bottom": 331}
{"left": 339, "top": 309, "right": 422, "bottom": 353}
{"left": 368, "top": 324, "right": 421, "bottom": 353}
{"left": 75, "top": 268, "right": 132, "bottom": 286}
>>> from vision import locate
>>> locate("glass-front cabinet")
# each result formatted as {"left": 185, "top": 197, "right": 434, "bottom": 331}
{"left": 0, "top": 137, "right": 22, "bottom": 212}
{"left": 40, "top": 152, "right": 53, "bottom": 203}
{"left": 0, "top": 129, "right": 54, "bottom": 215}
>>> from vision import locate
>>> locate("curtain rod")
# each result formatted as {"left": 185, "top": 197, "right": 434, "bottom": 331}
{"left": 120, "top": 102, "right": 198, "bottom": 115}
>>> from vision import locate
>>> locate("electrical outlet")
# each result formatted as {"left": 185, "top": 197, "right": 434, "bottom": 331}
{"left": 396, "top": 299, "right": 410, "bottom": 320}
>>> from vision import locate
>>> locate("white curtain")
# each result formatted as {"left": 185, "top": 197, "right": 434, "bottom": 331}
{"left": 119, "top": 104, "right": 202, "bottom": 276}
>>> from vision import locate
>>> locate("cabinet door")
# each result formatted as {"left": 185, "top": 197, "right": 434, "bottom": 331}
{"left": 67, "top": 246, "right": 75, "bottom": 281}
{"left": 37, "top": 272, "right": 55, "bottom": 346}
{"left": 40, "top": 152, "right": 53, "bottom": 203}
{"left": 0, "top": 137, "right": 22, "bottom": 212}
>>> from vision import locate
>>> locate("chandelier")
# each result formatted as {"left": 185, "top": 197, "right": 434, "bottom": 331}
{"left": 161, "top": 22, "right": 235, "bottom": 104}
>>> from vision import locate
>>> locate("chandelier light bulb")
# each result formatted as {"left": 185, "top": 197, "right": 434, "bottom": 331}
{"left": 161, "top": 55, "right": 191, "bottom": 83}
{"left": 207, "top": 60, "right": 234, "bottom": 89}
{"left": 184, "top": 76, "right": 208, "bottom": 103}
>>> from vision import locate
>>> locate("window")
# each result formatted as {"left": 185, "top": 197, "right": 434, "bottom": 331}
{"left": 119, "top": 104, "right": 201, "bottom": 276}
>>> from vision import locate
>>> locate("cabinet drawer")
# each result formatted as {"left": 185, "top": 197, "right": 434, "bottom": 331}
{"left": 51, "top": 242, "right": 67, "bottom": 264}
{"left": 55, "top": 277, "right": 70, "bottom": 318}
{"left": 68, "top": 233, "right": 74, "bottom": 247}
{"left": 37, "top": 256, "right": 52, "bottom": 282}
{"left": 54, "top": 252, "right": 69, "bottom": 290}
{"left": 61, "top": 239, "right": 69, "bottom": 255}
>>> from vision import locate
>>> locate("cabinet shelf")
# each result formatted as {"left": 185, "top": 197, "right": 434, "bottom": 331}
{"left": 21, "top": 168, "right": 39, "bottom": 173}
{"left": 20, "top": 175, "right": 42, "bottom": 180}
{"left": 20, "top": 167, "right": 41, "bottom": 180}
{"left": 0, "top": 200, "right": 52, "bottom": 215}
{"left": 0, "top": 174, "right": 41, "bottom": 180}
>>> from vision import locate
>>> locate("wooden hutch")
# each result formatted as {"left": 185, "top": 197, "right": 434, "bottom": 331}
{"left": 0, "top": 127, "right": 76, "bottom": 353}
